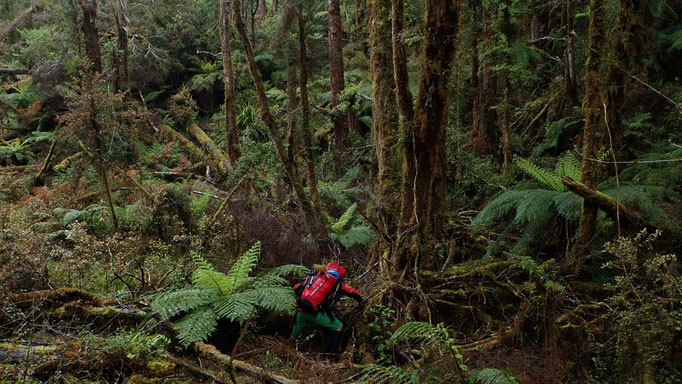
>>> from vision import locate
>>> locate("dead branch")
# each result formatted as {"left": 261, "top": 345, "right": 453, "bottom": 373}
{"left": 0, "top": 4, "right": 43, "bottom": 40}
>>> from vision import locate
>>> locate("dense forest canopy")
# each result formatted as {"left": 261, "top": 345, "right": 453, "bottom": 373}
{"left": 1, "top": 0, "right": 681, "bottom": 382}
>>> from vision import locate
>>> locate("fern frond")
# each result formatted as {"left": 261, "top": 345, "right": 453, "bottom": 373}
{"left": 212, "top": 294, "right": 255, "bottom": 323}
{"left": 333, "top": 225, "right": 375, "bottom": 249}
{"left": 191, "top": 253, "right": 232, "bottom": 295}
{"left": 554, "top": 152, "right": 581, "bottom": 180}
{"left": 242, "top": 286, "right": 297, "bottom": 312}
{"left": 358, "top": 364, "right": 413, "bottom": 384}
{"left": 467, "top": 368, "right": 519, "bottom": 384}
{"left": 388, "top": 321, "right": 448, "bottom": 347}
{"left": 332, "top": 203, "right": 357, "bottom": 232}
{"left": 175, "top": 305, "right": 218, "bottom": 346}
{"left": 266, "top": 264, "right": 309, "bottom": 278}
{"left": 473, "top": 191, "right": 528, "bottom": 228}
{"left": 514, "top": 155, "right": 563, "bottom": 191}
{"left": 149, "top": 287, "right": 216, "bottom": 319}
{"left": 223, "top": 241, "right": 261, "bottom": 294}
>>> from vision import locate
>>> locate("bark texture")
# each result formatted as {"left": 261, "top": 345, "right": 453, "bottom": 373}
{"left": 562, "top": 177, "right": 641, "bottom": 224}
{"left": 468, "top": 6, "right": 498, "bottom": 157}
{"left": 564, "top": 0, "right": 578, "bottom": 106}
{"left": 187, "top": 122, "right": 232, "bottom": 177}
{"left": 220, "top": 0, "right": 240, "bottom": 165}
{"left": 0, "top": 4, "right": 42, "bottom": 40}
{"left": 114, "top": 0, "right": 130, "bottom": 91}
{"left": 577, "top": 0, "right": 606, "bottom": 248}
{"left": 394, "top": 0, "right": 459, "bottom": 274}
{"left": 77, "top": 0, "right": 102, "bottom": 73}
{"left": 327, "top": 0, "right": 347, "bottom": 148}
{"left": 369, "top": 0, "right": 400, "bottom": 234}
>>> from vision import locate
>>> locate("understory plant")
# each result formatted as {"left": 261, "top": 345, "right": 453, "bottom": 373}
{"left": 359, "top": 321, "right": 518, "bottom": 384}
{"left": 150, "top": 242, "right": 307, "bottom": 346}
{"left": 473, "top": 152, "right": 678, "bottom": 256}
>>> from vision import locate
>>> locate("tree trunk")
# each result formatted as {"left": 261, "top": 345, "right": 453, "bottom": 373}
{"left": 368, "top": 0, "right": 401, "bottom": 263}
{"left": 298, "top": 5, "right": 322, "bottom": 207}
{"left": 565, "top": 0, "right": 578, "bottom": 106}
{"left": 76, "top": 0, "right": 102, "bottom": 73}
{"left": 394, "top": 0, "right": 458, "bottom": 275}
{"left": 562, "top": 177, "right": 641, "bottom": 224}
{"left": 257, "top": 0, "right": 268, "bottom": 22}
{"left": 220, "top": 0, "right": 240, "bottom": 165}
{"left": 0, "top": 4, "right": 42, "bottom": 40}
{"left": 501, "top": 79, "right": 511, "bottom": 172}
{"left": 327, "top": 0, "right": 347, "bottom": 148}
{"left": 468, "top": 6, "right": 498, "bottom": 157}
{"left": 232, "top": 0, "right": 328, "bottom": 242}
{"left": 272, "top": 0, "right": 279, "bottom": 13}
{"left": 577, "top": 0, "right": 606, "bottom": 248}
{"left": 114, "top": 0, "right": 130, "bottom": 92}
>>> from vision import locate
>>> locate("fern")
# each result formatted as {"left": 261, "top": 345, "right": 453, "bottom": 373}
{"left": 150, "top": 242, "right": 305, "bottom": 347}
{"left": 467, "top": 368, "right": 519, "bottom": 384}
{"left": 514, "top": 155, "right": 564, "bottom": 191}
{"left": 330, "top": 203, "right": 376, "bottom": 250}
{"left": 388, "top": 321, "right": 449, "bottom": 347}
{"left": 358, "top": 364, "right": 415, "bottom": 384}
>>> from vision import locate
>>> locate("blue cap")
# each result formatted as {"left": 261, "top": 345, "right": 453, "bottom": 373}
{"left": 326, "top": 270, "right": 339, "bottom": 280}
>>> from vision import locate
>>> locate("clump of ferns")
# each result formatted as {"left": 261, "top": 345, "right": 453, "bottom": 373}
{"left": 358, "top": 321, "right": 518, "bottom": 384}
{"left": 473, "top": 152, "right": 679, "bottom": 256}
{"left": 149, "top": 241, "right": 307, "bottom": 347}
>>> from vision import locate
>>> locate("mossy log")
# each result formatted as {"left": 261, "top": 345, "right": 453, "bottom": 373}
{"left": 9, "top": 288, "right": 146, "bottom": 328}
{"left": 159, "top": 124, "right": 223, "bottom": 177}
{"left": 0, "top": 4, "right": 42, "bottom": 39}
{"left": 187, "top": 122, "right": 232, "bottom": 176}
{"left": 156, "top": 317, "right": 299, "bottom": 384}
{"left": 562, "top": 176, "right": 642, "bottom": 224}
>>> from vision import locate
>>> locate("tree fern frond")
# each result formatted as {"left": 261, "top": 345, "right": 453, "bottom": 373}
{"left": 388, "top": 321, "right": 448, "bottom": 347}
{"left": 149, "top": 287, "right": 216, "bottom": 319}
{"left": 175, "top": 305, "right": 218, "bottom": 347}
{"left": 241, "top": 286, "right": 297, "bottom": 312}
{"left": 552, "top": 192, "right": 582, "bottom": 221}
{"left": 510, "top": 190, "right": 557, "bottom": 225}
{"left": 224, "top": 241, "right": 261, "bottom": 294}
{"left": 358, "top": 364, "right": 413, "bottom": 384}
{"left": 467, "top": 368, "right": 520, "bottom": 384}
{"left": 267, "top": 264, "right": 309, "bottom": 278}
{"left": 332, "top": 203, "right": 357, "bottom": 232}
{"left": 554, "top": 152, "right": 581, "bottom": 180}
{"left": 332, "top": 225, "right": 375, "bottom": 249}
{"left": 473, "top": 190, "right": 528, "bottom": 228}
{"left": 192, "top": 268, "right": 232, "bottom": 295}
{"left": 212, "top": 294, "right": 255, "bottom": 323}
{"left": 514, "top": 155, "right": 564, "bottom": 191}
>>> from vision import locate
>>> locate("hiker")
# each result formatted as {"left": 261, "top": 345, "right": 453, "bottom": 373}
{"left": 292, "top": 262, "right": 363, "bottom": 359}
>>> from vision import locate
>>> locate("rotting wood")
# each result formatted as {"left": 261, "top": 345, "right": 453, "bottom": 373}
{"left": 0, "top": 4, "right": 43, "bottom": 40}
{"left": 0, "top": 68, "right": 32, "bottom": 75}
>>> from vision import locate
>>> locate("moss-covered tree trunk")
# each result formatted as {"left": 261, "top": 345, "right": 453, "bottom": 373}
{"left": 298, "top": 5, "right": 322, "bottom": 207}
{"left": 368, "top": 0, "right": 401, "bottom": 268}
{"left": 327, "top": 0, "right": 347, "bottom": 148}
{"left": 564, "top": 0, "right": 578, "bottom": 106}
{"left": 394, "top": 0, "right": 458, "bottom": 276}
{"left": 114, "top": 0, "right": 129, "bottom": 92}
{"left": 468, "top": 5, "right": 498, "bottom": 157}
{"left": 77, "top": 0, "right": 102, "bottom": 73}
{"left": 577, "top": 0, "right": 606, "bottom": 248}
{"left": 232, "top": 0, "right": 328, "bottom": 243}
{"left": 220, "top": 0, "right": 240, "bottom": 165}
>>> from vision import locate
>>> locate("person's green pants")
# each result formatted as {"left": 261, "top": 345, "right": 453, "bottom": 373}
{"left": 291, "top": 311, "right": 343, "bottom": 337}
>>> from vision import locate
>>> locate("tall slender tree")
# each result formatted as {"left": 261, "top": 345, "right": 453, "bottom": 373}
{"left": 327, "top": 0, "right": 347, "bottom": 148}
{"left": 577, "top": 0, "right": 606, "bottom": 248}
{"left": 114, "top": 0, "right": 130, "bottom": 92}
{"left": 232, "top": 0, "right": 328, "bottom": 242}
{"left": 220, "top": 0, "right": 240, "bottom": 165}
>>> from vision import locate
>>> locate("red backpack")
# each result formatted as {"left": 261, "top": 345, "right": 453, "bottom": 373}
{"left": 295, "top": 262, "right": 346, "bottom": 313}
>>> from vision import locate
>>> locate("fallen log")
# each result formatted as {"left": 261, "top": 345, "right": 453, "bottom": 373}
{"left": 156, "top": 317, "right": 300, "bottom": 384}
{"left": 0, "top": 68, "right": 32, "bottom": 75}
{"left": 159, "top": 124, "right": 224, "bottom": 177}
{"left": 187, "top": 122, "right": 232, "bottom": 176}
{"left": 561, "top": 176, "right": 642, "bottom": 224}
{"left": 0, "top": 4, "right": 43, "bottom": 40}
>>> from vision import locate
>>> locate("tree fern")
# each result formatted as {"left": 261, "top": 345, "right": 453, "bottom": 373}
{"left": 467, "top": 368, "right": 519, "bottom": 384}
{"left": 150, "top": 242, "right": 305, "bottom": 347}
{"left": 330, "top": 203, "right": 376, "bottom": 250}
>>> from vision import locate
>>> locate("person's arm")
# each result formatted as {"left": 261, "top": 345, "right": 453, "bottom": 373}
{"left": 340, "top": 284, "right": 363, "bottom": 303}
